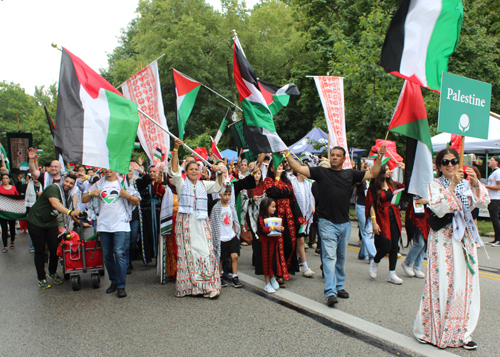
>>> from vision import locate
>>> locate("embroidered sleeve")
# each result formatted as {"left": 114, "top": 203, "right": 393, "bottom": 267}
{"left": 259, "top": 216, "right": 271, "bottom": 234}
{"left": 203, "top": 179, "right": 225, "bottom": 194}
{"left": 472, "top": 183, "right": 490, "bottom": 209}
{"left": 428, "top": 181, "right": 462, "bottom": 217}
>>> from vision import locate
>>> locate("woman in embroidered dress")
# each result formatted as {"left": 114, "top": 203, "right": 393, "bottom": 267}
{"left": 366, "top": 164, "right": 405, "bottom": 284}
{"left": 264, "top": 159, "right": 305, "bottom": 287}
{"left": 0, "top": 174, "right": 19, "bottom": 253}
{"left": 241, "top": 168, "right": 266, "bottom": 274}
{"left": 170, "top": 139, "right": 225, "bottom": 298}
{"left": 413, "top": 148, "right": 489, "bottom": 350}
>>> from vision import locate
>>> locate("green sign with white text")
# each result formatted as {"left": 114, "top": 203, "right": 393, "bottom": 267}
{"left": 438, "top": 72, "right": 492, "bottom": 140}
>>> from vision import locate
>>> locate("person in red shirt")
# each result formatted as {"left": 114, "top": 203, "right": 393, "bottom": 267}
{"left": 0, "top": 173, "right": 19, "bottom": 252}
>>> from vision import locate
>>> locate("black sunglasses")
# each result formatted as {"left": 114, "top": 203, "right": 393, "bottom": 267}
{"left": 441, "top": 158, "right": 459, "bottom": 166}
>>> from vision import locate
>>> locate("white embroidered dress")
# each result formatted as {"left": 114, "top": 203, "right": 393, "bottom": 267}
{"left": 413, "top": 180, "right": 490, "bottom": 348}
{"left": 170, "top": 168, "right": 225, "bottom": 297}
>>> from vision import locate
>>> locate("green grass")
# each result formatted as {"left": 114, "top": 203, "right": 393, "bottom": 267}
{"left": 476, "top": 219, "right": 494, "bottom": 237}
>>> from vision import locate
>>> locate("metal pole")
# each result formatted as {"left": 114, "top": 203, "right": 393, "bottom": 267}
{"left": 137, "top": 108, "right": 213, "bottom": 168}
{"left": 201, "top": 85, "right": 243, "bottom": 111}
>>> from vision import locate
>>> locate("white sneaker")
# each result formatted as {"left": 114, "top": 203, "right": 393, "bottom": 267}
{"left": 369, "top": 260, "right": 378, "bottom": 279}
{"left": 270, "top": 277, "right": 280, "bottom": 290}
{"left": 414, "top": 270, "right": 425, "bottom": 279}
{"left": 402, "top": 260, "right": 415, "bottom": 277}
{"left": 209, "top": 291, "right": 220, "bottom": 299}
{"left": 303, "top": 268, "right": 315, "bottom": 277}
{"left": 388, "top": 271, "right": 403, "bottom": 284}
{"left": 264, "top": 283, "right": 276, "bottom": 294}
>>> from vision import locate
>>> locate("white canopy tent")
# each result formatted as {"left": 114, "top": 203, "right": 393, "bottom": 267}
{"left": 432, "top": 112, "right": 500, "bottom": 153}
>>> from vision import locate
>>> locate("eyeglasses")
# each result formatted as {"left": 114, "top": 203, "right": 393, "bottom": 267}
{"left": 441, "top": 158, "right": 459, "bottom": 166}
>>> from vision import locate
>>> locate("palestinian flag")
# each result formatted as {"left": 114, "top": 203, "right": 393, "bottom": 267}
{"left": 19, "top": 162, "right": 29, "bottom": 171}
{"left": 210, "top": 137, "right": 223, "bottom": 160}
{"left": 154, "top": 147, "right": 164, "bottom": 161}
{"left": 0, "top": 143, "right": 10, "bottom": 171}
{"left": 35, "top": 149, "right": 43, "bottom": 155}
{"left": 379, "top": 0, "right": 463, "bottom": 92}
{"left": 172, "top": 68, "right": 201, "bottom": 140}
{"left": 368, "top": 153, "right": 392, "bottom": 166}
{"left": 258, "top": 80, "right": 300, "bottom": 115}
{"left": 391, "top": 188, "right": 405, "bottom": 206}
{"left": 239, "top": 148, "right": 249, "bottom": 155}
{"left": 133, "top": 142, "right": 141, "bottom": 150}
{"left": 389, "top": 80, "right": 433, "bottom": 200}
{"left": 214, "top": 108, "right": 231, "bottom": 144}
{"left": 54, "top": 48, "right": 140, "bottom": 174}
{"left": 232, "top": 37, "right": 287, "bottom": 153}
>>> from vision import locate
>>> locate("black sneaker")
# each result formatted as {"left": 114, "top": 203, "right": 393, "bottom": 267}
{"left": 221, "top": 277, "right": 228, "bottom": 288}
{"left": 106, "top": 283, "right": 118, "bottom": 294}
{"left": 231, "top": 277, "right": 243, "bottom": 288}
{"left": 463, "top": 341, "right": 477, "bottom": 350}
{"left": 337, "top": 289, "right": 349, "bottom": 299}
{"left": 326, "top": 295, "right": 338, "bottom": 307}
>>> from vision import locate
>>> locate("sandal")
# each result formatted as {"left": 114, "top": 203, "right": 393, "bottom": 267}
{"left": 2, "top": 248, "right": 7, "bottom": 253}
{"left": 10, "top": 243, "right": 15, "bottom": 249}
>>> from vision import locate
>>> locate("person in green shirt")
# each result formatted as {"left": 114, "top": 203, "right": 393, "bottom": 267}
{"left": 27, "top": 173, "right": 82, "bottom": 289}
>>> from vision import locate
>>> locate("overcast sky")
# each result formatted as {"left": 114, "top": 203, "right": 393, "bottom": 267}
{"left": 0, "top": 0, "right": 257, "bottom": 95}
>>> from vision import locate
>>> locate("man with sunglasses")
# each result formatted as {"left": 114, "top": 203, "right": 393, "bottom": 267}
{"left": 484, "top": 156, "right": 500, "bottom": 246}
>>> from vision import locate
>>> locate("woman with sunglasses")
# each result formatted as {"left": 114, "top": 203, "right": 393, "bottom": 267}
{"left": 413, "top": 148, "right": 490, "bottom": 350}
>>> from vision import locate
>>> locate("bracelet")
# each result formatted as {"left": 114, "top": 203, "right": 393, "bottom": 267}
{"left": 88, "top": 192, "right": 92, "bottom": 197}
{"left": 67, "top": 210, "right": 72, "bottom": 216}
{"left": 173, "top": 148, "right": 178, "bottom": 152}
{"left": 285, "top": 152, "right": 290, "bottom": 158}
{"left": 370, "top": 216, "right": 376, "bottom": 219}
{"left": 275, "top": 177, "right": 280, "bottom": 180}
{"left": 30, "top": 159, "right": 35, "bottom": 162}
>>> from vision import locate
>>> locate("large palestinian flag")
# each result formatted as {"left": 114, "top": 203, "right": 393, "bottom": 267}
{"left": 258, "top": 80, "right": 300, "bottom": 115}
{"left": 54, "top": 48, "right": 139, "bottom": 174}
{"left": 379, "top": 0, "right": 463, "bottom": 92}
{"left": 0, "top": 194, "right": 27, "bottom": 221}
{"left": 233, "top": 37, "right": 287, "bottom": 153}
{"left": 172, "top": 68, "right": 201, "bottom": 140}
{"left": 389, "top": 81, "right": 433, "bottom": 199}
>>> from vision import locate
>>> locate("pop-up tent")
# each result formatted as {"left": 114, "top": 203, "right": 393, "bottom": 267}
{"left": 288, "top": 127, "right": 328, "bottom": 154}
{"left": 432, "top": 113, "right": 500, "bottom": 153}
{"left": 220, "top": 149, "right": 238, "bottom": 161}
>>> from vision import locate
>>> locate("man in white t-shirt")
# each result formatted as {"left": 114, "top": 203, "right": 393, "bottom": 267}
{"left": 82, "top": 169, "right": 140, "bottom": 297}
{"left": 485, "top": 157, "right": 500, "bottom": 246}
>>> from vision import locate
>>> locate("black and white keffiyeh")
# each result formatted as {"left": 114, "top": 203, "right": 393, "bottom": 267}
{"left": 210, "top": 200, "right": 240, "bottom": 261}
{"left": 436, "top": 176, "right": 483, "bottom": 246}
{"left": 160, "top": 186, "right": 173, "bottom": 236}
{"left": 291, "top": 177, "right": 314, "bottom": 233}
{"left": 178, "top": 179, "right": 208, "bottom": 220}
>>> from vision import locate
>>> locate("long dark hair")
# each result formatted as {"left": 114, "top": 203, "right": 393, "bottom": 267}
{"left": 435, "top": 148, "right": 459, "bottom": 178}
{"left": 267, "top": 159, "right": 290, "bottom": 184}
{"left": 257, "top": 197, "right": 275, "bottom": 235}
{"left": 369, "top": 164, "right": 398, "bottom": 211}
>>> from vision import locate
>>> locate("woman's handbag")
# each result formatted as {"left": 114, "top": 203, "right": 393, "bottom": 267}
{"left": 427, "top": 208, "right": 454, "bottom": 231}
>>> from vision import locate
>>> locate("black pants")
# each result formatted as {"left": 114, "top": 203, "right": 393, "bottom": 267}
{"left": 0, "top": 219, "right": 16, "bottom": 248}
{"left": 27, "top": 222, "right": 59, "bottom": 280}
{"left": 488, "top": 199, "right": 500, "bottom": 242}
{"left": 374, "top": 210, "right": 401, "bottom": 271}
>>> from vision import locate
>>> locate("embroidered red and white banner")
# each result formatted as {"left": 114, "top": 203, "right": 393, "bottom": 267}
{"left": 122, "top": 60, "right": 169, "bottom": 167}
{"left": 313, "top": 76, "right": 351, "bottom": 169}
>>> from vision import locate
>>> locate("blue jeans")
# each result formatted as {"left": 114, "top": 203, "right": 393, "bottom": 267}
{"left": 100, "top": 231, "right": 129, "bottom": 288}
{"left": 127, "top": 219, "right": 140, "bottom": 266}
{"left": 319, "top": 219, "right": 351, "bottom": 298}
{"left": 355, "top": 204, "right": 376, "bottom": 261}
{"left": 404, "top": 230, "right": 426, "bottom": 272}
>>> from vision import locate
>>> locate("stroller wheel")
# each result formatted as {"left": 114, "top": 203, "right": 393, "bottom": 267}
{"left": 71, "top": 275, "right": 81, "bottom": 291}
{"left": 91, "top": 274, "right": 100, "bottom": 289}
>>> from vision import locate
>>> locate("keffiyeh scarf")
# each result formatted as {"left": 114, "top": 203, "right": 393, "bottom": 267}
{"left": 160, "top": 186, "right": 173, "bottom": 236}
{"left": 178, "top": 179, "right": 208, "bottom": 220}
{"left": 436, "top": 176, "right": 483, "bottom": 246}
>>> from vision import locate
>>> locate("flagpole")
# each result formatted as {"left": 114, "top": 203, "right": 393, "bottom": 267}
{"left": 137, "top": 108, "right": 213, "bottom": 168}
{"left": 459, "top": 135, "right": 465, "bottom": 168}
{"left": 201, "top": 84, "right": 243, "bottom": 111}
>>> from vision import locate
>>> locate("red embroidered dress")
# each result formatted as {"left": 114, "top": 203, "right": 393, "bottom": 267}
{"left": 365, "top": 182, "right": 404, "bottom": 241}
{"left": 258, "top": 217, "right": 278, "bottom": 277}
{"left": 264, "top": 177, "right": 305, "bottom": 280}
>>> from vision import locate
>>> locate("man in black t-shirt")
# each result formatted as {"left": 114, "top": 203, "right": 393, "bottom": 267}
{"left": 282, "top": 145, "right": 386, "bottom": 307}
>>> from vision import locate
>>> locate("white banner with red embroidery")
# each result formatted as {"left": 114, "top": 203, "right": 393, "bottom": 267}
{"left": 122, "top": 60, "right": 169, "bottom": 167}
{"left": 313, "top": 76, "right": 352, "bottom": 169}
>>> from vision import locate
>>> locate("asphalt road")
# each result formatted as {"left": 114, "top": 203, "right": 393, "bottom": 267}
{"left": 0, "top": 223, "right": 498, "bottom": 357}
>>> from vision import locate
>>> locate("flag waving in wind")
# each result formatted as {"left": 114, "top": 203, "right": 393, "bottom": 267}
{"left": 172, "top": 69, "right": 201, "bottom": 140}
{"left": 232, "top": 36, "right": 287, "bottom": 154}
{"left": 389, "top": 80, "right": 433, "bottom": 199}
{"left": 379, "top": 0, "right": 463, "bottom": 92}
{"left": 54, "top": 48, "right": 139, "bottom": 174}
{"left": 258, "top": 80, "right": 300, "bottom": 115}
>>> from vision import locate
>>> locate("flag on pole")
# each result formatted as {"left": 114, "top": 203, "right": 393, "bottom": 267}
{"left": 368, "top": 153, "right": 392, "bottom": 166}
{"left": 379, "top": 0, "right": 463, "bottom": 92}
{"left": 258, "top": 80, "right": 300, "bottom": 115}
{"left": 391, "top": 188, "right": 405, "bottom": 205}
{"left": 214, "top": 108, "right": 231, "bottom": 144}
{"left": 35, "top": 149, "right": 43, "bottom": 155}
{"left": 369, "top": 140, "right": 403, "bottom": 171}
{"left": 133, "top": 142, "right": 141, "bottom": 150}
{"left": 229, "top": 120, "right": 258, "bottom": 162}
{"left": 122, "top": 60, "right": 170, "bottom": 167}
{"left": 154, "top": 147, "right": 163, "bottom": 161}
{"left": 232, "top": 36, "right": 287, "bottom": 154}
{"left": 388, "top": 80, "right": 433, "bottom": 199}
{"left": 54, "top": 48, "right": 140, "bottom": 174}
{"left": 0, "top": 143, "right": 10, "bottom": 171}
{"left": 172, "top": 68, "right": 201, "bottom": 140}
{"left": 313, "top": 76, "right": 352, "bottom": 169}
{"left": 210, "top": 137, "right": 223, "bottom": 161}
